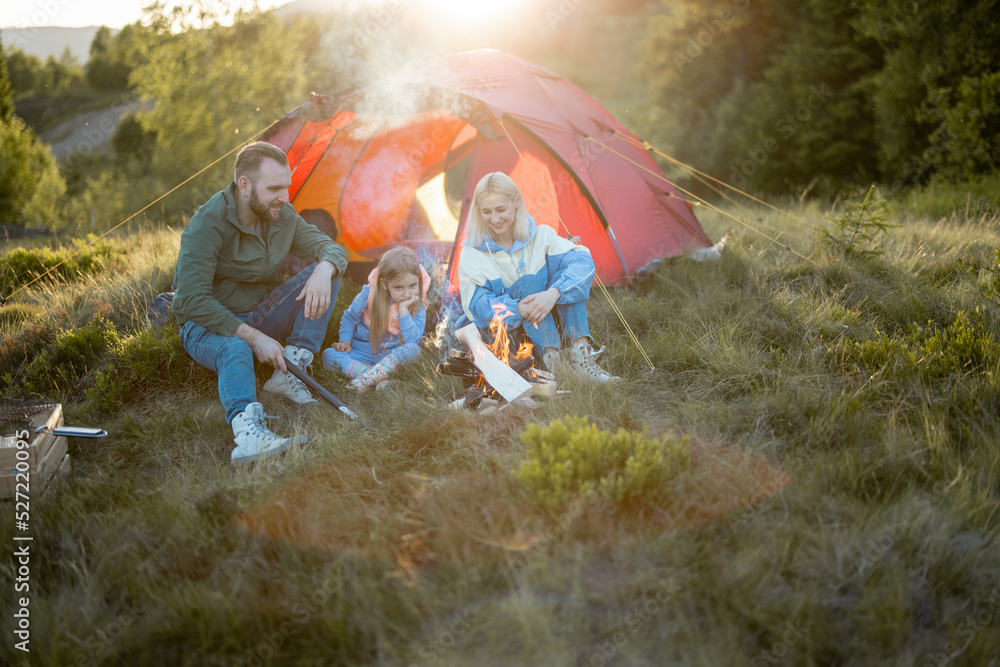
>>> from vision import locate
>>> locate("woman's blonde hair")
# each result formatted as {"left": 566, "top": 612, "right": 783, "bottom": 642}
{"left": 370, "top": 246, "right": 424, "bottom": 352}
{"left": 464, "top": 172, "right": 530, "bottom": 247}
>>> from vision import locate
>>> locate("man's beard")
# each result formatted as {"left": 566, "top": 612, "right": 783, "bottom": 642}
{"left": 249, "top": 185, "right": 282, "bottom": 224}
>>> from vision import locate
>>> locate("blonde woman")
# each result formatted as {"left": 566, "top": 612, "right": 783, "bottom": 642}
{"left": 457, "top": 172, "right": 618, "bottom": 382}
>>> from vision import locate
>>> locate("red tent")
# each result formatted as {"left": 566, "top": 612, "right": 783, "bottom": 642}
{"left": 264, "top": 49, "right": 711, "bottom": 286}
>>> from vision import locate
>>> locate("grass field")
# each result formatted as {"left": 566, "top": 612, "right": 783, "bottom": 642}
{"left": 3, "top": 189, "right": 1000, "bottom": 666}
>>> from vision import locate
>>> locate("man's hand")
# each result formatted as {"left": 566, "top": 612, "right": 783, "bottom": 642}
{"left": 333, "top": 340, "right": 351, "bottom": 353}
{"left": 296, "top": 260, "right": 336, "bottom": 319}
{"left": 236, "top": 323, "right": 287, "bottom": 372}
{"left": 517, "top": 287, "right": 560, "bottom": 324}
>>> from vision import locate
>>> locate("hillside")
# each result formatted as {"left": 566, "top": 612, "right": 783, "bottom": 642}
{"left": 0, "top": 25, "right": 105, "bottom": 63}
{"left": 3, "top": 193, "right": 1000, "bottom": 664}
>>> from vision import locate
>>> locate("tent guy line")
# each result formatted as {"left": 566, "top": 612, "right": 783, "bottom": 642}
{"left": 616, "top": 131, "right": 810, "bottom": 228}
{"left": 583, "top": 136, "right": 818, "bottom": 267}
{"left": 600, "top": 129, "right": 812, "bottom": 244}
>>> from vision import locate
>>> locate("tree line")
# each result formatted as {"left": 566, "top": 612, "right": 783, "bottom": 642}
{"left": 1, "top": 0, "right": 997, "bottom": 232}
{"left": 639, "top": 0, "right": 1000, "bottom": 196}
{"left": 0, "top": 5, "right": 341, "bottom": 231}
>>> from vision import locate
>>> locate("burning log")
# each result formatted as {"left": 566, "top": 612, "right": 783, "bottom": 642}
{"left": 436, "top": 357, "right": 480, "bottom": 380}
{"left": 454, "top": 324, "right": 533, "bottom": 403}
{"left": 440, "top": 305, "right": 560, "bottom": 409}
{"left": 463, "top": 386, "right": 486, "bottom": 409}
{"left": 510, "top": 355, "right": 534, "bottom": 376}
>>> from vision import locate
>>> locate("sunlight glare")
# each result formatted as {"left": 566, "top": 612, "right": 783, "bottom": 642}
{"left": 418, "top": 0, "right": 530, "bottom": 28}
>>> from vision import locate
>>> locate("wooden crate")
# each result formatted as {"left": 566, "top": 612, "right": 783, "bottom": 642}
{"left": 0, "top": 403, "right": 71, "bottom": 500}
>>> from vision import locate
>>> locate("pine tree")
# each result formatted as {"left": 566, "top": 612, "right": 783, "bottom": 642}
{"left": 0, "top": 34, "right": 16, "bottom": 123}
{"left": 639, "top": 0, "right": 881, "bottom": 196}
{"left": 856, "top": 0, "right": 1000, "bottom": 183}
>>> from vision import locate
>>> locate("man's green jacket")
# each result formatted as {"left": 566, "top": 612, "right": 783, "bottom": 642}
{"left": 172, "top": 183, "right": 348, "bottom": 336}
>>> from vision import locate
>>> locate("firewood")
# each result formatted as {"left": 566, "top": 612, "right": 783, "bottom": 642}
{"left": 463, "top": 386, "right": 486, "bottom": 409}
{"left": 436, "top": 359, "right": 479, "bottom": 379}
{"left": 511, "top": 356, "right": 534, "bottom": 375}
{"left": 531, "top": 368, "right": 556, "bottom": 381}
{"left": 530, "top": 381, "right": 558, "bottom": 398}
{"left": 454, "top": 324, "right": 533, "bottom": 403}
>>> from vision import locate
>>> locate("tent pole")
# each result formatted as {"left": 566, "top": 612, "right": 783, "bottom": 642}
{"left": 606, "top": 226, "right": 632, "bottom": 287}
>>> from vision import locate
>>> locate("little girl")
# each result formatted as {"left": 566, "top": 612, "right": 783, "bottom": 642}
{"left": 322, "top": 247, "right": 430, "bottom": 390}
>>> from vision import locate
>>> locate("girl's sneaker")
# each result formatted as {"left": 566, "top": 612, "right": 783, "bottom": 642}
{"left": 347, "top": 358, "right": 394, "bottom": 391}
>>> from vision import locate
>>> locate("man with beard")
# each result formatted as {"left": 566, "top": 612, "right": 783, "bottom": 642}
{"left": 172, "top": 142, "right": 348, "bottom": 465}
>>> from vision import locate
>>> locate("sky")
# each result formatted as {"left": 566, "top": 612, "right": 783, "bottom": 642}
{"left": 0, "top": 0, "right": 288, "bottom": 29}
{"left": 0, "top": 0, "right": 529, "bottom": 30}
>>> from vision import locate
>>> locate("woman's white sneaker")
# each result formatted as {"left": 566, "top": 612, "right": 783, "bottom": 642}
{"left": 568, "top": 343, "right": 620, "bottom": 382}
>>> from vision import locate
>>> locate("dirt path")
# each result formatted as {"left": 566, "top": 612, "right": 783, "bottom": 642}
{"left": 40, "top": 101, "right": 143, "bottom": 160}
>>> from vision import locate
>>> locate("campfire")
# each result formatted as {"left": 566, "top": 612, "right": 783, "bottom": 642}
{"left": 438, "top": 305, "right": 557, "bottom": 410}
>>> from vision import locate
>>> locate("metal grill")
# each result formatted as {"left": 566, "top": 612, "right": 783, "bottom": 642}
{"left": 0, "top": 399, "right": 58, "bottom": 437}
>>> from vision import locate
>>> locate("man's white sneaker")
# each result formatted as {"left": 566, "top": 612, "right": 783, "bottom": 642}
{"left": 230, "top": 402, "right": 306, "bottom": 465}
{"left": 568, "top": 343, "right": 620, "bottom": 382}
{"left": 262, "top": 345, "right": 318, "bottom": 405}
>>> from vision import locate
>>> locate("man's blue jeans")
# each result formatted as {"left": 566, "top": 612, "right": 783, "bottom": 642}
{"left": 180, "top": 263, "right": 341, "bottom": 424}
{"left": 505, "top": 273, "right": 590, "bottom": 351}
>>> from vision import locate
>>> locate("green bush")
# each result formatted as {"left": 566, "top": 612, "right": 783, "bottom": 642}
{"left": 0, "top": 316, "right": 58, "bottom": 392}
{"left": 84, "top": 325, "right": 188, "bottom": 414}
{"left": 898, "top": 173, "right": 1000, "bottom": 220}
{"left": 20, "top": 315, "right": 122, "bottom": 397}
{"left": 513, "top": 416, "right": 690, "bottom": 512}
{"left": 840, "top": 310, "right": 998, "bottom": 384}
{"left": 0, "top": 235, "right": 126, "bottom": 295}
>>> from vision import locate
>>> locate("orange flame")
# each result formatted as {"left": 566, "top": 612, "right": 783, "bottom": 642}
{"left": 488, "top": 303, "right": 513, "bottom": 366}
{"left": 470, "top": 304, "right": 534, "bottom": 392}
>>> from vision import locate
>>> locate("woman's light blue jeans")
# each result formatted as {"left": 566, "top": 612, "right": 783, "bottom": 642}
{"left": 505, "top": 273, "right": 590, "bottom": 351}
{"left": 180, "top": 263, "right": 341, "bottom": 424}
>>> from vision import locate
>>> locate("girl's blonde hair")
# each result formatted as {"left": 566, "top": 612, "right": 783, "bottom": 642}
{"left": 370, "top": 246, "right": 424, "bottom": 352}
{"left": 464, "top": 172, "right": 530, "bottom": 247}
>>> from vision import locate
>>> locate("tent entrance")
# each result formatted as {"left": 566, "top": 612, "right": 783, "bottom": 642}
{"left": 415, "top": 172, "right": 460, "bottom": 242}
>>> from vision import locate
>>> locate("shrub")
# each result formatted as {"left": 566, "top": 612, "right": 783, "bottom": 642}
{"left": 0, "top": 235, "right": 126, "bottom": 295}
{"left": 513, "top": 416, "right": 690, "bottom": 512}
{"left": 0, "top": 316, "right": 58, "bottom": 392}
{"left": 0, "top": 115, "right": 66, "bottom": 227}
{"left": 839, "top": 310, "right": 998, "bottom": 385}
{"left": 84, "top": 325, "right": 189, "bottom": 414}
{"left": 959, "top": 247, "right": 1000, "bottom": 305}
{"left": 20, "top": 315, "right": 122, "bottom": 397}
{"left": 0, "top": 302, "right": 39, "bottom": 331}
